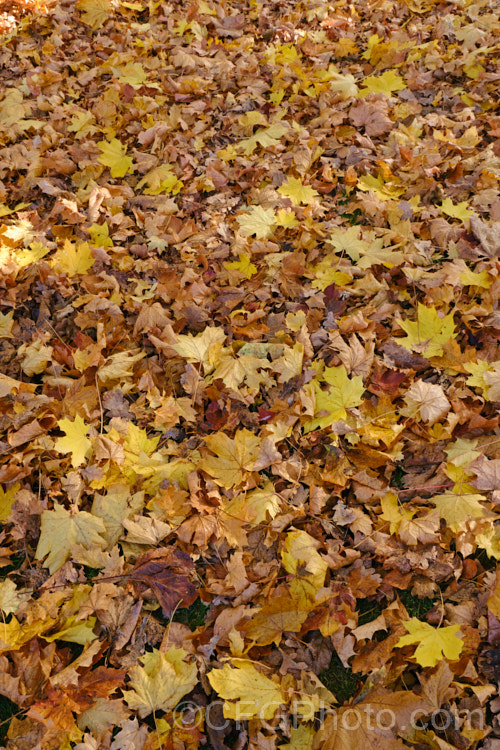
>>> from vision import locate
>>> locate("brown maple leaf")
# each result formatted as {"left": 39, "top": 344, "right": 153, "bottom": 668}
{"left": 127, "top": 548, "right": 198, "bottom": 618}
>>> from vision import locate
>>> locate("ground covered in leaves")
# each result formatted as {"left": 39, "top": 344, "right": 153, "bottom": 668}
{"left": 0, "top": 0, "right": 499, "bottom": 748}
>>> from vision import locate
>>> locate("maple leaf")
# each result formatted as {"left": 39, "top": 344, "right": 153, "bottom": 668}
{"left": 281, "top": 530, "right": 328, "bottom": 593}
{"left": 356, "top": 243, "right": 405, "bottom": 269}
{"left": 0, "top": 482, "right": 20, "bottom": 522}
{"left": 199, "top": 429, "right": 261, "bottom": 488}
{"left": 97, "top": 139, "right": 134, "bottom": 178}
{"left": 357, "top": 173, "right": 405, "bottom": 200}
{"left": 224, "top": 254, "right": 258, "bottom": 278}
{"left": 459, "top": 268, "right": 492, "bottom": 288}
{"left": 45, "top": 616, "right": 98, "bottom": 645}
{"left": 136, "top": 164, "right": 183, "bottom": 195}
{"left": 273, "top": 343, "right": 304, "bottom": 383}
{"left": 431, "top": 490, "right": 486, "bottom": 531}
{"left": 207, "top": 660, "right": 284, "bottom": 720}
{"left": 236, "top": 205, "right": 276, "bottom": 239}
{"left": 359, "top": 70, "right": 406, "bottom": 97}
{"left": 54, "top": 416, "right": 92, "bottom": 467}
{"left": 397, "top": 303, "right": 456, "bottom": 358}
{"left": 243, "top": 595, "right": 310, "bottom": 646}
{"left": 278, "top": 176, "right": 319, "bottom": 205}
{"left": 4, "top": 0, "right": 500, "bottom": 742}
{"left": 0, "top": 311, "right": 13, "bottom": 338}
{"left": 280, "top": 725, "right": 315, "bottom": 750}
{"left": 0, "top": 579, "right": 22, "bottom": 616}
{"left": 128, "top": 548, "right": 198, "bottom": 617}
{"left": 440, "top": 198, "right": 473, "bottom": 221}
{"left": 87, "top": 222, "right": 113, "bottom": 248}
{"left": 304, "top": 366, "right": 364, "bottom": 432}
{"left": 314, "top": 689, "right": 430, "bottom": 750}
{"left": 224, "top": 482, "right": 281, "bottom": 525}
{"left": 396, "top": 618, "right": 464, "bottom": 667}
{"left": 380, "top": 493, "right": 414, "bottom": 534}
{"left": 471, "top": 456, "right": 500, "bottom": 491}
{"left": 76, "top": 0, "right": 112, "bottom": 29}
{"left": 111, "top": 62, "right": 149, "bottom": 88}
{"left": 402, "top": 380, "right": 450, "bottom": 424}
{"left": 52, "top": 239, "right": 95, "bottom": 277}
{"left": 483, "top": 364, "right": 500, "bottom": 401}
{"left": 487, "top": 571, "right": 500, "bottom": 620}
{"left": 35, "top": 504, "right": 106, "bottom": 574}
{"left": 171, "top": 327, "right": 225, "bottom": 373}
{"left": 14, "top": 241, "right": 50, "bottom": 269}
{"left": 237, "top": 122, "right": 288, "bottom": 155}
{"left": 123, "top": 647, "right": 197, "bottom": 718}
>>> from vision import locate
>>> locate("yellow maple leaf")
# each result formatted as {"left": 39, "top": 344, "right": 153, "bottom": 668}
{"left": 54, "top": 415, "right": 92, "bottom": 467}
{"left": 476, "top": 522, "right": 500, "bottom": 560}
{"left": 14, "top": 241, "right": 50, "bottom": 269}
{"left": 136, "top": 164, "right": 183, "bottom": 195}
{"left": 431, "top": 490, "right": 486, "bottom": 532}
{"left": 172, "top": 327, "right": 225, "bottom": 373}
{"left": 207, "top": 660, "right": 284, "bottom": 720}
{"left": 237, "top": 111, "right": 267, "bottom": 129}
{"left": 304, "top": 365, "right": 364, "bottom": 432}
{"left": 68, "top": 111, "right": 97, "bottom": 138}
{"left": 76, "top": 0, "right": 112, "bottom": 30}
{"left": 52, "top": 239, "right": 95, "bottom": 277}
{"left": 465, "top": 359, "right": 498, "bottom": 397}
{"left": 359, "top": 69, "right": 406, "bottom": 97}
{"left": 280, "top": 725, "right": 315, "bottom": 750}
{"left": 396, "top": 618, "right": 463, "bottom": 667}
{"left": 0, "top": 483, "right": 20, "bottom": 522}
{"left": 459, "top": 269, "right": 492, "bottom": 288}
{"left": 397, "top": 303, "right": 456, "bottom": 358}
{"left": 380, "top": 493, "right": 414, "bottom": 534}
{"left": 357, "top": 173, "right": 405, "bottom": 200}
{"left": 35, "top": 503, "right": 106, "bottom": 574}
{"left": 272, "top": 343, "right": 304, "bottom": 383}
{"left": 237, "top": 122, "right": 288, "bottom": 155}
{"left": 199, "top": 429, "right": 261, "bottom": 488}
{"left": 243, "top": 595, "right": 310, "bottom": 646}
{"left": 278, "top": 176, "right": 319, "bottom": 205}
{"left": 281, "top": 529, "right": 328, "bottom": 593}
{"left": 445, "top": 437, "right": 481, "bottom": 468}
{"left": 0, "top": 616, "right": 56, "bottom": 654}
{"left": 311, "top": 258, "right": 352, "bottom": 291}
{"left": 356, "top": 243, "right": 405, "bottom": 269}
{"left": 123, "top": 647, "right": 197, "bottom": 717}
{"left": 483, "top": 364, "right": 500, "bottom": 402}
{"left": 440, "top": 198, "right": 473, "bottom": 221}
{"left": 97, "top": 349, "right": 145, "bottom": 389}
{"left": 224, "top": 254, "right": 258, "bottom": 278}
{"left": 87, "top": 222, "right": 113, "bottom": 248}
{"left": 123, "top": 421, "right": 159, "bottom": 459}
{"left": 275, "top": 208, "right": 299, "bottom": 228}
{"left": 224, "top": 482, "right": 281, "bottom": 525}
{"left": 236, "top": 205, "right": 276, "bottom": 239}
{"left": 44, "top": 616, "right": 97, "bottom": 645}
{"left": 111, "top": 62, "right": 148, "bottom": 87}
{"left": 97, "top": 139, "right": 134, "bottom": 178}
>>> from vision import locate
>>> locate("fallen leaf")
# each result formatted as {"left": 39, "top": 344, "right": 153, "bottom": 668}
{"left": 396, "top": 618, "right": 464, "bottom": 667}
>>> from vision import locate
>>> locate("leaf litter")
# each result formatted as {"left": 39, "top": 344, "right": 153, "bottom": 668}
{"left": 0, "top": 0, "right": 499, "bottom": 747}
